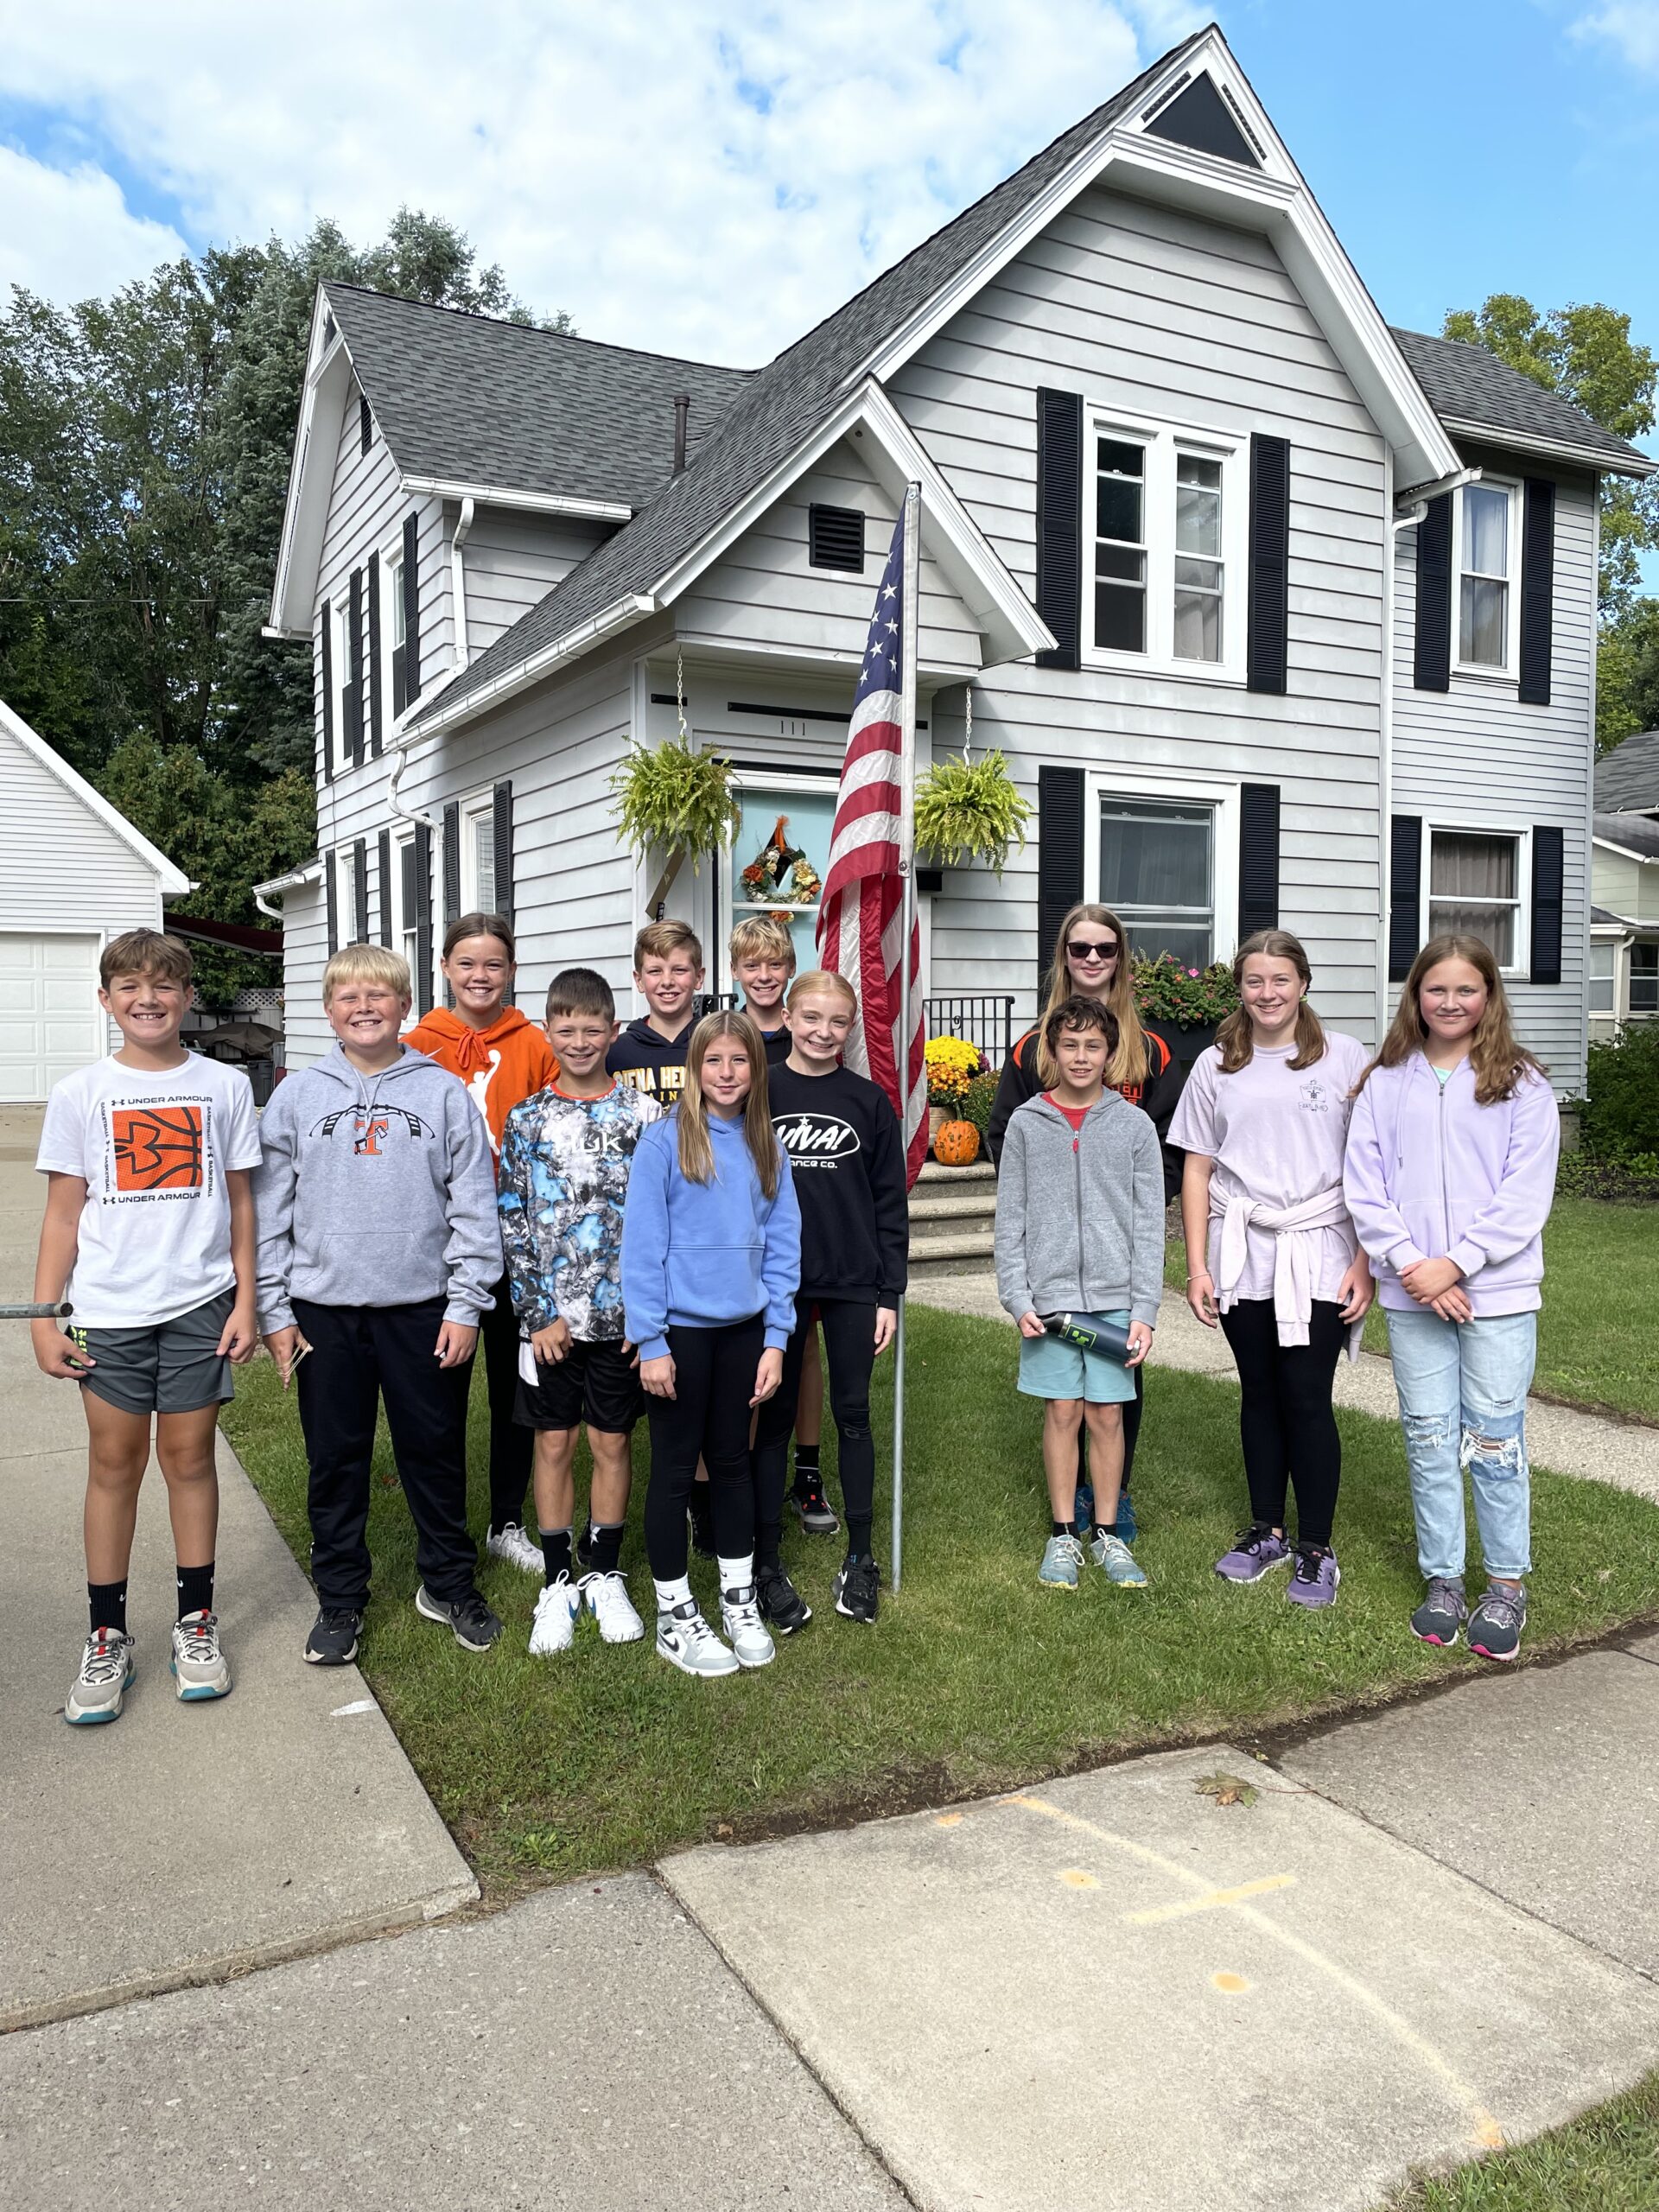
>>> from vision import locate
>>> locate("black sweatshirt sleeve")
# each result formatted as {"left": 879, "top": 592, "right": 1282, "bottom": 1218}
{"left": 868, "top": 1087, "right": 910, "bottom": 1301}
{"left": 987, "top": 1031, "right": 1038, "bottom": 1170}
{"left": 1141, "top": 1027, "right": 1187, "bottom": 1205}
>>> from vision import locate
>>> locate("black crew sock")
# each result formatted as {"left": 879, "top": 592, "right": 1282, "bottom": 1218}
{"left": 687, "top": 1483, "right": 715, "bottom": 1548}
{"left": 1052, "top": 1519, "right": 1077, "bottom": 1539}
{"left": 792, "top": 1445, "right": 820, "bottom": 1492}
{"left": 587, "top": 1522, "right": 625, "bottom": 1576}
{"left": 89, "top": 1580, "right": 128, "bottom": 1637}
{"left": 846, "top": 1514, "right": 874, "bottom": 1560}
{"left": 176, "top": 1562, "right": 214, "bottom": 1620}
{"left": 539, "top": 1527, "right": 573, "bottom": 1586}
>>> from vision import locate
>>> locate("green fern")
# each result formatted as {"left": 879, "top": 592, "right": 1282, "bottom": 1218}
{"left": 913, "top": 748, "right": 1033, "bottom": 875}
{"left": 609, "top": 740, "right": 742, "bottom": 871}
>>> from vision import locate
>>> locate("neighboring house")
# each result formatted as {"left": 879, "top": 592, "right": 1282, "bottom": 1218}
{"left": 256, "top": 24, "right": 1653, "bottom": 1094}
{"left": 0, "top": 696, "right": 191, "bottom": 1102}
{"left": 1590, "top": 729, "right": 1659, "bottom": 1033}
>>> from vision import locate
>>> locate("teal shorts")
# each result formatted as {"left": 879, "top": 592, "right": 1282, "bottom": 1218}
{"left": 1017, "top": 1309, "right": 1136, "bottom": 1404}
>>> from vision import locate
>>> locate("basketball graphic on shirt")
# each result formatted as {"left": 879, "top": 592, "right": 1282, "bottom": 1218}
{"left": 111, "top": 1105, "right": 206, "bottom": 1191}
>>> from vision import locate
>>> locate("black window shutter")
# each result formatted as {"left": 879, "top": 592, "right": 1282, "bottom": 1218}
{"left": 1414, "top": 494, "right": 1452, "bottom": 692}
{"left": 442, "top": 801, "right": 461, "bottom": 926}
{"left": 402, "top": 512, "right": 421, "bottom": 702}
{"left": 346, "top": 568, "right": 364, "bottom": 766}
{"left": 325, "top": 850, "right": 339, "bottom": 957}
{"left": 367, "top": 548, "right": 383, "bottom": 755}
{"left": 1237, "top": 783, "right": 1281, "bottom": 936}
{"left": 1530, "top": 825, "right": 1565, "bottom": 985}
{"left": 1389, "top": 815, "right": 1423, "bottom": 982}
{"left": 319, "top": 601, "right": 334, "bottom": 784}
{"left": 1246, "top": 435, "right": 1290, "bottom": 695}
{"left": 1034, "top": 390, "right": 1083, "bottom": 671}
{"left": 377, "top": 828, "right": 393, "bottom": 947}
{"left": 1036, "top": 765, "right": 1085, "bottom": 994}
{"left": 359, "top": 391, "right": 372, "bottom": 455}
{"left": 413, "top": 821, "right": 434, "bottom": 1016}
{"left": 353, "top": 837, "right": 369, "bottom": 944}
{"left": 1519, "top": 479, "right": 1554, "bottom": 708}
{"left": 493, "top": 780, "right": 514, "bottom": 918}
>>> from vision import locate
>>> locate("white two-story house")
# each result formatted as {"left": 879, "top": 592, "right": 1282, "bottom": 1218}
{"left": 257, "top": 24, "right": 1652, "bottom": 1091}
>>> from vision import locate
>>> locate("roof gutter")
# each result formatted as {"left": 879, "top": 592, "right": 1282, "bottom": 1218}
{"left": 398, "top": 476, "right": 633, "bottom": 521}
{"left": 252, "top": 856, "right": 323, "bottom": 921}
{"left": 1435, "top": 418, "right": 1657, "bottom": 479}
{"left": 396, "top": 592, "right": 660, "bottom": 749}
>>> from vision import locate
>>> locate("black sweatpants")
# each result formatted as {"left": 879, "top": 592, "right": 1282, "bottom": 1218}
{"left": 294, "top": 1296, "right": 479, "bottom": 1611}
{"left": 753, "top": 1297, "right": 877, "bottom": 1560}
{"left": 474, "top": 1270, "right": 533, "bottom": 1532}
{"left": 1217, "top": 1296, "right": 1346, "bottom": 1545}
{"left": 644, "top": 1316, "right": 766, "bottom": 1579}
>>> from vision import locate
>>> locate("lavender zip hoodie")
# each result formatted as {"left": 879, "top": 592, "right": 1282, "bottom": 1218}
{"left": 1343, "top": 1053, "right": 1560, "bottom": 1317}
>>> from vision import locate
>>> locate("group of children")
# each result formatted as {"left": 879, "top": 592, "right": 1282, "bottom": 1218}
{"left": 33, "top": 882, "right": 1560, "bottom": 1726}
{"left": 991, "top": 901, "right": 1559, "bottom": 1662}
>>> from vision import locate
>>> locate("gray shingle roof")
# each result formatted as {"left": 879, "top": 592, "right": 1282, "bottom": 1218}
{"left": 1595, "top": 729, "right": 1659, "bottom": 812}
{"left": 409, "top": 28, "right": 1208, "bottom": 728}
{"left": 1390, "top": 328, "right": 1652, "bottom": 474}
{"left": 1596, "top": 810, "right": 1659, "bottom": 859}
{"left": 323, "top": 284, "right": 753, "bottom": 511}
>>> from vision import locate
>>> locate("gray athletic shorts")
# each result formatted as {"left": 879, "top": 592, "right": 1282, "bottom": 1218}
{"left": 69, "top": 1288, "right": 236, "bottom": 1416}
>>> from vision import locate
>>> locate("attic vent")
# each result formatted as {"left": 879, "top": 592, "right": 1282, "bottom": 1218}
{"left": 809, "top": 505, "right": 865, "bottom": 573}
{"left": 1142, "top": 73, "right": 1261, "bottom": 168}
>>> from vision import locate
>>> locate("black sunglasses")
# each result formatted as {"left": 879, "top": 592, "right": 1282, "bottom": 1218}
{"left": 1065, "top": 938, "right": 1120, "bottom": 960}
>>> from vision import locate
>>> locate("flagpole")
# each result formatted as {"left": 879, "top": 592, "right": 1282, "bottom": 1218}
{"left": 892, "top": 480, "right": 921, "bottom": 1594}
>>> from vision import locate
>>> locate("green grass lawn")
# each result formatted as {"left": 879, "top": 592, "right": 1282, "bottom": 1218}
{"left": 1167, "top": 1195, "right": 1659, "bottom": 1423}
{"left": 1383, "top": 2071, "right": 1659, "bottom": 2210}
{"left": 221, "top": 1302, "right": 1659, "bottom": 1897}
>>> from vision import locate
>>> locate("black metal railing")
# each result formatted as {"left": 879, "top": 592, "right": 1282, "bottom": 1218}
{"left": 923, "top": 994, "right": 1017, "bottom": 1063}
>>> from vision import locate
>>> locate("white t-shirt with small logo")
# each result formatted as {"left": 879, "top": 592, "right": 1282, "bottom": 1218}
{"left": 36, "top": 1054, "right": 264, "bottom": 1327}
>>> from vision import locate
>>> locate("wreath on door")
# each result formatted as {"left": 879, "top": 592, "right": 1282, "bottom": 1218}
{"left": 740, "top": 815, "right": 822, "bottom": 909}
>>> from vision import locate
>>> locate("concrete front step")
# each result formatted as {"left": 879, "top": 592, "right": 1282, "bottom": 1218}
{"left": 908, "top": 1228, "right": 996, "bottom": 1281}
{"left": 916, "top": 1160, "right": 995, "bottom": 1185}
{"left": 910, "top": 1192, "right": 996, "bottom": 1225}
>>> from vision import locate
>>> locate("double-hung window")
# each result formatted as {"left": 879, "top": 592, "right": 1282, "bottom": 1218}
{"left": 388, "top": 550, "right": 408, "bottom": 715}
{"left": 1087, "top": 416, "right": 1243, "bottom": 675}
{"left": 396, "top": 832, "right": 421, "bottom": 980}
{"left": 462, "top": 798, "right": 497, "bottom": 914}
{"left": 1099, "top": 795, "right": 1216, "bottom": 968}
{"left": 1589, "top": 941, "right": 1616, "bottom": 1016}
{"left": 1631, "top": 943, "right": 1659, "bottom": 1017}
{"left": 1454, "top": 480, "right": 1519, "bottom": 673}
{"left": 1428, "top": 829, "right": 1522, "bottom": 969}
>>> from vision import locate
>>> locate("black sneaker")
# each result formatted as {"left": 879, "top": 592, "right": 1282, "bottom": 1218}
{"left": 833, "top": 1554, "right": 880, "bottom": 1624}
{"left": 755, "top": 1562, "right": 812, "bottom": 1636}
{"left": 305, "top": 1607, "right": 363, "bottom": 1666}
{"left": 414, "top": 1585, "right": 503, "bottom": 1651}
{"left": 792, "top": 1477, "right": 841, "bottom": 1535}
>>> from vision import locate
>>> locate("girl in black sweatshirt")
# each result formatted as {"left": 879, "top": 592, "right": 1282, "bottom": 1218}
{"left": 752, "top": 969, "right": 909, "bottom": 1632}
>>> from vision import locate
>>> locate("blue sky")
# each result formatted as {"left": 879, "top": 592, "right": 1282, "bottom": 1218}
{"left": 1, "top": 0, "right": 1654, "bottom": 466}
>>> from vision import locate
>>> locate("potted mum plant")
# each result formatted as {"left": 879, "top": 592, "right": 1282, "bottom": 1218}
{"left": 925, "top": 1034, "right": 986, "bottom": 1159}
{"left": 610, "top": 738, "right": 742, "bottom": 913}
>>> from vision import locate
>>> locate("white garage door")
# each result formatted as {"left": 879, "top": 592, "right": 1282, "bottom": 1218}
{"left": 0, "top": 934, "right": 105, "bottom": 1103}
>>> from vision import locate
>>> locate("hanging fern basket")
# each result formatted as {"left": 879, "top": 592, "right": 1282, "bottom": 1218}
{"left": 610, "top": 739, "right": 743, "bottom": 910}
{"left": 912, "top": 746, "right": 1033, "bottom": 876}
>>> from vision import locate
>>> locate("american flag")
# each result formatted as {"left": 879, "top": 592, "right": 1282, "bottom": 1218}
{"left": 817, "top": 505, "right": 928, "bottom": 1190}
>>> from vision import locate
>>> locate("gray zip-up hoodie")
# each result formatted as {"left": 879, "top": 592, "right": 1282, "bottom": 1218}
{"left": 994, "top": 1089, "right": 1165, "bottom": 1331}
{"left": 253, "top": 1044, "right": 500, "bottom": 1332}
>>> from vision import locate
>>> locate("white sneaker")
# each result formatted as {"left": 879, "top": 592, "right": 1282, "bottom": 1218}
{"left": 720, "top": 1582, "right": 776, "bottom": 1670}
{"left": 529, "top": 1578, "right": 581, "bottom": 1655}
{"left": 656, "top": 1599, "right": 740, "bottom": 1678}
{"left": 171, "top": 1611, "right": 232, "bottom": 1701}
{"left": 65, "top": 1628, "right": 135, "bottom": 1725}
{"left": 487, "top": 1522, "right": 545, "bottom": 1577}
{"left": 582, "top": 1571, "right": 645, "bottom": 1644}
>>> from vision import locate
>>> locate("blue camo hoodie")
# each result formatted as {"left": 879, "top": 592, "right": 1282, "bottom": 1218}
{"left": 619, "top": 1109, "right": 801, "bottom": 1362}
{"left": 253, "top": 1044, "right": 500, "bottom": 1332}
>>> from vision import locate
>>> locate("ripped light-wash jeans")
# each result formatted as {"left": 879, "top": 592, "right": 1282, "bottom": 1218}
{"left": 1386, "top": 1308, "right": 1536, "bottom": 1582}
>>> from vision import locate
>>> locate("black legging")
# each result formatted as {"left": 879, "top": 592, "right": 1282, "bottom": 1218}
{"left": 753, "top": 1298, "right": 877, "bottom": 1560}
{"left": 645, "top": 1316, "right": 765, "bottom": 1579}
{"left": 1217, "top": 1296, "right": 1345, "bottom": 1545}
{"left": 474, "top": 1271, "right": 533, "bottom": 1533}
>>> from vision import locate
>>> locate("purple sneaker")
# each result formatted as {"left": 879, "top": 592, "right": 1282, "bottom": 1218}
{"left": 1214, "top": 1524, "right": 1293, "bottom": 1583}
{"left": 1286, "top": 1543, "right": 1340, "bottom": 1610}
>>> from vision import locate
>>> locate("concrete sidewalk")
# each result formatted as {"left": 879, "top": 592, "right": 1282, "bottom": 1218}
{"left": 0, "top": 1108, "right": 477, "bottom": 2032}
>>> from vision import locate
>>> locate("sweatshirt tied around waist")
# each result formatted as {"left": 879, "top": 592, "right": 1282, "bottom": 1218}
{"left": 1213, "top": 1185, "right": 1362, "bottom": 1358}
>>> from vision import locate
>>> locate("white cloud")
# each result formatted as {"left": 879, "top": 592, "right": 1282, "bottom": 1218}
{"left": 1572, "top": 3, "right": 1659, "bottom": 72}
{"left": 0, "top": 144, "right": 188, "bottom": 302}
{"left": 0, "top": 3, "right": 1200, "bottom": 362}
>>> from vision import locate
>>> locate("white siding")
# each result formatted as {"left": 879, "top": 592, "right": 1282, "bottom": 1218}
{"left": 1391, "top": 461, "right": 1597, "bottom": 1091}
{"left": 888, "top": 187, "right": 1390, "bottom": 1037}
{"left": 457, "top": 510, "right": 611, "bottom": 660}
{"left": 277, "top": 879, "right": 331, "bottom": 1069}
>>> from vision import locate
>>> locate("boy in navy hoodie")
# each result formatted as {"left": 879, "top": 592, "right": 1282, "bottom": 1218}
{"left": 606, "top": 919, "right": 703, "bottom": 1102}
{"left": 254, "top": 945, "right": 503, "bottom": 1664}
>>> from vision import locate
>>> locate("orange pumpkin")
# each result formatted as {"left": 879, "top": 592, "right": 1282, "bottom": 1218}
{"left": 933, "top": 1118, "right": 980, "bottom": 1166}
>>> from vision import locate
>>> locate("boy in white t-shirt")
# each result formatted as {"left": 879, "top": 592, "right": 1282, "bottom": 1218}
{"left": 33, "top": 930, "right": 262, "bottom": 1726}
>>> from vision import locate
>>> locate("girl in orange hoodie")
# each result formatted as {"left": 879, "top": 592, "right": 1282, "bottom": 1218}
{"left": 405, "top": 912, "right": 557, "bottom": 1576}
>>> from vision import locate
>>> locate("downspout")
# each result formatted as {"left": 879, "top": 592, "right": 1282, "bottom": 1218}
{"left": 255, "top": 889, "right": 284, "bottom": 921}
{"left": 450, "top": 495, "right": 476, "bottom": 669}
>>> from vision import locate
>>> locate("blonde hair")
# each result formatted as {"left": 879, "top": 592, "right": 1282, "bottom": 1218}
{"left": 100, "top": 929, "right": 192, "bottom": 989}
{"left": 729, "top": 915, "right": 797, "bottom": 970}
{"left": 786, "top": 968, "right": 857, "bottom": 1012}
{"left": 1357, "top": 934, "right": 1545, "bottom": 1106}
{"left": 633, "top": 918, "right": 703, "bottom": 969}
{"left": 1215, "top": 930, "right": 1326, "bottom": 1072}
{"left": 323, "top": 944, "right": 412, "bottom": 1003}
{"left": 676, "top": 1011, "right": 782, "bottom": 1198}
{"left": 1036, "top": 902, "right": 1148, "bottom": 1090}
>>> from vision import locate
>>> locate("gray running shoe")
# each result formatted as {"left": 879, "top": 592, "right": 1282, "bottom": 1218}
{"left": 1410, "top": 1576, "right": 1467, "bottom": 1648}
{"left": 1039, "top": 1533, "right": 1084, "bottom": 1590}
{"left": 66, "top": 1629, "right": 135, "bottom": 1725}
{"left": 1467, "top": 1582, "right": 1527, "bottom": 1662}
{"left": 656, "top": 1599, "right": 739, "bottom": 1679}
{"left": 1090, "top": 1531, "right": 1149, "bottom": 1587}
{"left": 170, "top": 1610, "right": 232, "bottom": 1701}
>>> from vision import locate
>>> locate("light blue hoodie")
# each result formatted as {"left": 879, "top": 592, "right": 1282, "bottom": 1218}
{"left": 619, "top": 1110, "right": 800, "bottom": 1361}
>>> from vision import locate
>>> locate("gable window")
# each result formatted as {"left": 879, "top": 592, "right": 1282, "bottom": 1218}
{"left": 387, "top": 550, "right": 408, "bottom": 715}
{"left": 1100, "top": 795, "right": 1215, "bottom": 968}
{"left": 1428, "top": 829, "right": 1522, "bottom": 969}
{"left": 1087, "top": 415, "right": 1243, "bottom": 675}
{"left": 1455, "top": 480, "right": 1519, "bottom": 672}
